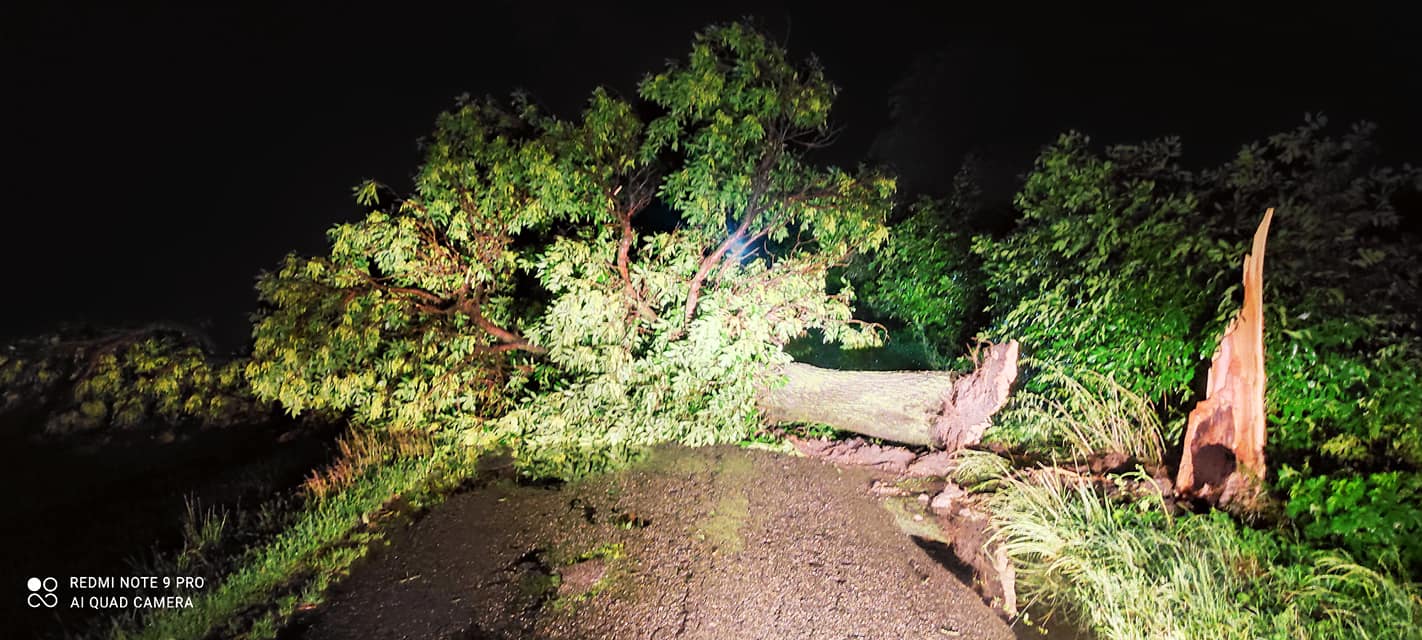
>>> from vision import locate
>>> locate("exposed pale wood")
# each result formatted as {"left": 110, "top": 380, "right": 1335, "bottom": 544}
{"left": 757, "top": 341, "right": 1019, "bottom": 449}
{"left": 1176, "top": 209, "right": 1273, "bottom": 512}
{"left": 936, "top": 341, "right": 1020, "bottom": 451}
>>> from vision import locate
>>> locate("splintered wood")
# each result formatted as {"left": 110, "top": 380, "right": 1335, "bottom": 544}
{"left": 1176, "top": 208, "right": 1274, "bottom": 512}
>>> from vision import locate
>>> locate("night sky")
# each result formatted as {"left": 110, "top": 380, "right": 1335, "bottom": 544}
{"left": 3, "top": 3, "right": 1418, "bottom": 349}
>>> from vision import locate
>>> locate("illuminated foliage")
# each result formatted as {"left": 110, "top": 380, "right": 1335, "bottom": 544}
{"left": 248, "top": 23, "right": 895, "bottom": 477}
{"left": 856, "top": 163, "right": 984, "bottom": 352}
{"left": 974, "top": 132, "right": 1218, "bottom": 405}
{"left": 0, "top": 328, "right": 267, "bottom": 435}
{"left": 929, "top": 117, "right": 1422, "bottom": 572}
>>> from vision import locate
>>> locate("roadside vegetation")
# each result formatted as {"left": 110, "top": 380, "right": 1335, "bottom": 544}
{"left": 862, "top": 117, "right": 1422, "bottom": 637}
{"left": 89, "top": 431, "right": 469, "bottom": 640}
{"left": 968, "top": 372, "right": 1422, "bottom": 640}
{"left": 0, "top": 325, "right": 269, "bottom": 437}
{"left": 992, "top": 464, "right": 1420, "bottom": 640}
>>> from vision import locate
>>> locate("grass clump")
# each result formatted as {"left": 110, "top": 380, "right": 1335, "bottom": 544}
{"left": 990, "top": 471, "right": 1422, "bottom": 640}
{"left": 991, "top": 471, "right": 1244, "bottom": 638}
{"left": 986, "top": 362, "right": 1165, "bottom": 465}
{"left": 303, "top": 428, "right": 435, "bottom": 500}
{"left": 950, "top": 448, "right": 1013, "bottom": 492}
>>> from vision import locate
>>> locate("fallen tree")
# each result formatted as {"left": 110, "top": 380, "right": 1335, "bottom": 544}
{"left": 759, "top": 341, "right": 1019, "bottom": 449}
{"left": 247, "top": 24, "right": 1001, "bottom": 478}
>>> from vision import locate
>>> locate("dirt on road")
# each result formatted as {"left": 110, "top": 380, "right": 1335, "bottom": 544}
{"left": 290, "top": 445, "right": 1026, "bottom": 640}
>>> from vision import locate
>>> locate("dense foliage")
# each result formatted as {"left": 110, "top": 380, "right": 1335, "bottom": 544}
{"left": 854, "top": 163, "right": 983, "bottom": 353}
{"left": 974, "top": 133, "right": 1218, "bottom": 406}
{"left": 861, "top": 117, "right": 1422, "bottom": 574}
{"left": 248, "top": 23, "right": 894, "bottom": 478}
{"left": 0, "top": 327, "right": 266, "bottom": 435}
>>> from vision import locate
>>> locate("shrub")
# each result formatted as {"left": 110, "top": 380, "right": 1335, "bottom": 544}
{"left": 972, "top": 118, "right": 1420, "bottom": 418}
{"left": 855, "top": 165, "right": 984, "bottom": 352}
{"left": 0, "top": 327, "right": 267, "bottom": 435}
{"left": 1278, "top": 468, "right": 1422, "bottom": 572}
{"left": 973, "top": 132, "right": 1217, "bottom": 406}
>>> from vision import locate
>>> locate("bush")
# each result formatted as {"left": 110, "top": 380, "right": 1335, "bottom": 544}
{"left": 1268, "top": 330, "right": 1422, "bottom": 469}
{"left": 855, "top": 165, "right": 984, "bottom": 352}
{"left": 1278, "top": 469, "right": 1422, "bottom": 572}
{"left": 972, "top": 132, "right": 1220, "bottom": 406}
{"left": 972, "top": 118, "right": 1420, "bottom": 412}
{"left": 0, "top": 327, "right": 267, "bottom": 435}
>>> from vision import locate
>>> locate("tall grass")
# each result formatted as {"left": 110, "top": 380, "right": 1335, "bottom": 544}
{"left": 989, "top": 470, "right": 1422, "bottom": 640}
{"left": 304, "top": 428, "right": 434, "bottom": 500}
{"left": 991, "top": 365, "right": 1164, "bottom": 466}
{"left": 991, "top": 471, "right": 1254, "bottom": 639}
{"left": 177, "top": 497, "right": 229, "bottom": 573}
{"left": 950, "top": 448, "right": 1014, "bottom": 491}
{"left": 983, "top": 365, "right": 1422, "bottom": 640}
{"left": 1269, "top": 553, "right": 1422, "bottom": 639}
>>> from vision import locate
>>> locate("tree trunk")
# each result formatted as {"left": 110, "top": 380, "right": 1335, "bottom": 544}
{"left": 1176, "top": 209, "right": 1273, "bottom": 514}
{"left": 757, "top": 341, "right": 1019, "bottom": 450}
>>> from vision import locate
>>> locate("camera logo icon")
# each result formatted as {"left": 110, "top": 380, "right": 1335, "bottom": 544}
{"left": 27, "top": 577, "right": 58, "bottom": 608}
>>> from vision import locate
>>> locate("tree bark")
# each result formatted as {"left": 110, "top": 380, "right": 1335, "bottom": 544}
{"left": 757, "top": 341, "right": 1019, "bottom": 450}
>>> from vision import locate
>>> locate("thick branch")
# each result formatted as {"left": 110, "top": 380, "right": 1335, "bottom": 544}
{"left": 380, "top": 283, "right": 446, "bottom": 305}
{"left": 363, "top": 275, "right": 546, "bottom": 355}
{"left": 681, "top": 219, "right": 752, "bottom": 330}
{"left": 615, "top": 196, "right": 659, "bottom": 322}
{"left": 457, "top": 292, "right": 548, "bottom": 356}
{"left": 465, "top": 306, "right": 542, "bottom": 353}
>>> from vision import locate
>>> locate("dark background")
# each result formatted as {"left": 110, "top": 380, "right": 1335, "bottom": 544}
{"left": 2, "top": 2, "right": 1418, "bottom": 349}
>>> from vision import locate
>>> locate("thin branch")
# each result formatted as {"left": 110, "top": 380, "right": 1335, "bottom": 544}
{"left": 614, "top": 172, "right": 660, "bottom": 322}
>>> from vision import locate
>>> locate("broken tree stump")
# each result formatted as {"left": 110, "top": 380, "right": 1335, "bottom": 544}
{"left": 1176, "top": 209, "right": 1273, "bottom": 513}
{"left": 757, "top": 341, "right": 1019, "bottom": 450}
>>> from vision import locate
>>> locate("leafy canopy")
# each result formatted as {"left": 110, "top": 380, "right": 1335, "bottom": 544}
{"left": 247, "top": 22, "right": 895, "bottom": 477}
